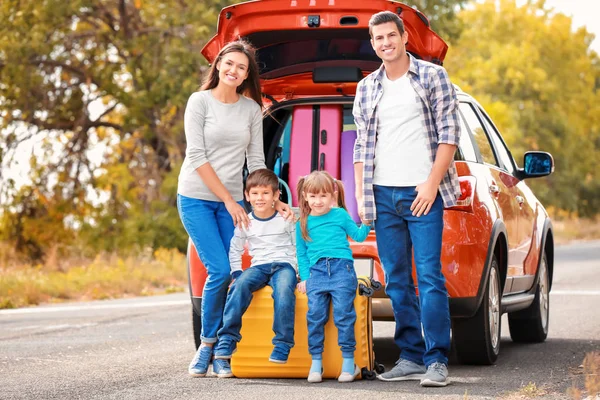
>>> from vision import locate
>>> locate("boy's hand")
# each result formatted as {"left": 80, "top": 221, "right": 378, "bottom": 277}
{"left": 230, "top": 270, "right": 243, "bottom": 286}
{"left": 296, "top": 280, "right": 306, "bottom": 294}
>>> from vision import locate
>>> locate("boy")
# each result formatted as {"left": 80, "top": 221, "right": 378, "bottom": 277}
{"left": 211, "top": 169, "right": 298, "bottom": 378}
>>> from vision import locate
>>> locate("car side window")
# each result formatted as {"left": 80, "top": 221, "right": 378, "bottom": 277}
{"left": 457, "top": 112, "right": 478, "bottom": 162}
{"left": 459, "top": 103, "right": 498, "bottom": 166}
{"left": 478, "top": 109, "right": 516, "bottom": 175}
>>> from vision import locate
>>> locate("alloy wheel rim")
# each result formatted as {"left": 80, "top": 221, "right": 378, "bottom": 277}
{"left": 489, "top": 267, "right": 500, "bottom": 350}
{"left": 539, "top": 257, "right": 549, "bottom": 332}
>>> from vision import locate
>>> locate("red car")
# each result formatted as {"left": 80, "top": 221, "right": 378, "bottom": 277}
{"left": 187, "top": 0, "right": 555, "bottom": 365}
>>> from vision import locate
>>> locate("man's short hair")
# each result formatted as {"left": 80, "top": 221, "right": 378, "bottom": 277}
{"left": 368, "top": 11, "right": 405, "bottom": 37}
{"left": 245, "top": 169, "right": 279, "bottom": 193}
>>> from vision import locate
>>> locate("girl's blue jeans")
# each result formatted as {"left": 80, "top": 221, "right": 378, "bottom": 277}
{"left": 177, "top": 194, "right": 242, "bottom": 344}
{"left": 306, "top": 257, "right": 358, "bottom": 359}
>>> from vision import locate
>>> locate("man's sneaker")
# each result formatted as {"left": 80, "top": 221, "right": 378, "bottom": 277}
{"left": 213, "top": 339, "right": 237, "bottom": 359}
{"left": 188, "top": 345, "right": 212, "bottom": 377}
{"left": 420, "top": 362, "right": 449, "bottom": 387}
{"left": 338, "top": 364, "right": 361, "bottom": 383}
{"left": 212, "top": 358, "right": 233, "bottom": 378}
{"left": 268, "top": 346, "right": 290, "bottom": 364}
{"left": 377, "top": 358, "right": 426, "bottom": 381}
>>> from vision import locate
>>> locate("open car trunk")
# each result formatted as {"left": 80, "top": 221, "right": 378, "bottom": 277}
{"left": 201, "top": 0, "right": 448, "bottom": 99}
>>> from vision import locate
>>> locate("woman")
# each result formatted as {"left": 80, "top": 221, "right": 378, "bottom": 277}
{"left": 177, "top": 40, "right": 288, "bottom": 377}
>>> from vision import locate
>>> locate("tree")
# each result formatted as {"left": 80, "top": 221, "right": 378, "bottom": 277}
{"left": 445, "top": 0, "right": 600, "bottom": 216}
{"left": 410, "top": 0, "right": 469, "bottom": 43}
{"left": 0, "top": 0, "right": 236, "bottom": 259}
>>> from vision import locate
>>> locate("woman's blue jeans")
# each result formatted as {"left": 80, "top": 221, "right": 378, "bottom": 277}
{"left": 373, "top": 185, "right": 451, "bottom": 367}
{"left": 177, "top": 194, "right": 242, "bottom": 344}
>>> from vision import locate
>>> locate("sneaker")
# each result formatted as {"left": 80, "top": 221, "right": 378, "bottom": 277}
{"left": 212, "top": 358, "right": 233, "bottom": 378}
{"left": 338, "top": 364, "right": 361, "bottom": 383}
{"left": 377, "top": 358, "right": 426, "bottom": 382}
{"left": 213, "top": 339, "right": 237, "bottom": 360}
{"left": 420, "top": 362, "right": 449, "bottom": 387}
{"left": 269, "top": 346, "right": 290, "bottom": 364}
{"left": 188, "top": 345, "right": 213, "bottom": 377}
{"left": 307, "top": 369, "right": 323, "bottom": 383}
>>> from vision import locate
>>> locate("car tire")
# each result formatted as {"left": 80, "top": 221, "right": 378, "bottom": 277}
{"left": 508, "top": 252, "right": 550, "bottom": 343}
{"left": 192, "top": 300, "right": 202, "bottom": 350}
{"left": 452, "top": 255, "right": 502, "bottom": 365}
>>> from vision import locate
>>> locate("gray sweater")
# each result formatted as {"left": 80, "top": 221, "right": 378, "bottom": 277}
{"left": 177, "top": 90, "right": 266, "bottom": 202}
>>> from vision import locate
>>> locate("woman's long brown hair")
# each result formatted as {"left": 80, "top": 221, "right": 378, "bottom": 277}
{"left": 200, "top": 39, "right": 263, "bottom": 108}
{"left": 297, "top": 171, "right": 347, "bottom": 241}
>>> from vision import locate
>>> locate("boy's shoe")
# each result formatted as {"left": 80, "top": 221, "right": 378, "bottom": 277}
{"left": 212, "top": 358, "right": 233, "bottom": 378}
{"left": 338, "top": 364, "right": 361, "bottom": 383}
{"left": 268, "top": 346, "right": 290, "bottom": 364}
{"left": 307, "top": 369, "right": 323, "bottom": 383}
{"left": 213, "top": 339, "right": 237, "bottom": 359}
{"left": 377, "top": 358, "right": 426, "bottom": 381}
{"left": 188, "top": 345, "right": 213, "bottom": 377}
{"left": 420, "top": 362, "right": 449, "bottom": 387}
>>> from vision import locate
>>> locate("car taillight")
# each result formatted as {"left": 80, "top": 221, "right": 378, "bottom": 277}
{"left": 447, "top": 176, "right": 476, "bottom": 212}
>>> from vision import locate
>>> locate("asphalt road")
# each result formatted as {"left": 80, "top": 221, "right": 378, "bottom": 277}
{"left": 1, "top": 241, "right": 599, "bottom": 400}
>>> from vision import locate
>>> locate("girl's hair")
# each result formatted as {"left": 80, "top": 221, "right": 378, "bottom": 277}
{"left": 200, "top": 39, "right": 263, "bottom": 108}
{"left": 297, "top": 171, "right": 347, "bottom": 241}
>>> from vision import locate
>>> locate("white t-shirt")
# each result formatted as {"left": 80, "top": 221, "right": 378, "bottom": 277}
{"left": 229, "top": 212, "right": 297, "bottom": 274}
{"left": 373, "top": 72, "right": 432, "bottom": 186}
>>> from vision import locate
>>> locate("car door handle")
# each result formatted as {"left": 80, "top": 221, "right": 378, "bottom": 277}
{"left": 516, "top": 195, "right": 525, "bottom": 205}
{"left": 489, "top": 184, "right": 500, "bottom": 194}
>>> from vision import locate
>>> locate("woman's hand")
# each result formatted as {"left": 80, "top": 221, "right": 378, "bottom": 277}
{"left": 296, "top": 280, "right": 307, "bottom": 294}
{"left": 225, "top": 199, "right": 250, "bottom": 230}
{"left": 274, "top": 200, "right": 294, "bottom": 221}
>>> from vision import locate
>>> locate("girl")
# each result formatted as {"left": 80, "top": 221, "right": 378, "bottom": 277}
{"left": 177, "top": 40, "right": 289, "bottom": 378}
{"left": 296, "top": 171, "right": 371, "bottom": 383}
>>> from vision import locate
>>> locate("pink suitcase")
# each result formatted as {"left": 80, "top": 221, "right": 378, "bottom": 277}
{"left": 288, "top": 105, "right": 342, "bottom": 205}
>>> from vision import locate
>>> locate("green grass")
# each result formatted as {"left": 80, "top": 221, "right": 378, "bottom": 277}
{"left": 0, "top": 248, "right": 187, "bottom": 309}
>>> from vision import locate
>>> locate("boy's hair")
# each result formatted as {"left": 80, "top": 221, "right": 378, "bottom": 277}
{"left": 245, "top": 168, "right": 279, "bottom": 193}
{"left": 296, "top": 171, "right": 347, "bottom": 241}
{"left": 368, "top": 11, "right": 405, "bottom": 37}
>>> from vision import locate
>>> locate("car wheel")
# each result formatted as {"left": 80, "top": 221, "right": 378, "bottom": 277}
{"left": 452, "top": 255, "right": 502, "bottom": 365}
{"left": 192, "top": 300, "right": 202, "bottom": 350}
{"left": 508, "top": 252, "right": 550, "bottom": 343}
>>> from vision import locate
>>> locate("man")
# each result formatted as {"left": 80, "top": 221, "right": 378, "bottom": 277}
{"left": 353, "top": 11, "right": 461, "bottom": 387}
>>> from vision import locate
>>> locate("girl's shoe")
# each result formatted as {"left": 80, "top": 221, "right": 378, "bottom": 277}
{"left": 188, "top": 345, "right": 213, "bottom": 377}
{"left": 307, "top": 369, "right": 323, "bottom": 383}
{"left": 338, "top": 364, "right": 361, "bottom": 383}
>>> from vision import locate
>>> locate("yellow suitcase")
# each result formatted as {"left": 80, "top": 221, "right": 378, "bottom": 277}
{"left": 230, "top": 276, "right": 381, "bottom": 379}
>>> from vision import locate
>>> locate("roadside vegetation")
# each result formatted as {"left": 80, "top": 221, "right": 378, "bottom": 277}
{"left": 0, "top": 247, "right": 186, "bottom": 309}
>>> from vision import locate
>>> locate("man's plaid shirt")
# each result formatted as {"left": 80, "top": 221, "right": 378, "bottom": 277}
{"left": 352, "top": 54, "right": 462, "bottom": 221}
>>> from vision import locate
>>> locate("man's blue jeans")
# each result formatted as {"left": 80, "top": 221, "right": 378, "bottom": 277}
{"left": 177, "top": 194, "right": 242, "bottom": 344}
{"left": 215, "top": 262, "right": 297, "bottom": 354}
{"left": 306, "top": 258, "right": 358, "bottom": 359}
{"left": 373, "top": 185, "right": 451, "bottom": 367}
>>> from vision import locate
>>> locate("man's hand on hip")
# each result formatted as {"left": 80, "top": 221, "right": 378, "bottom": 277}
{"left": 411, "top": 180, "right": 439, "bottom": 217}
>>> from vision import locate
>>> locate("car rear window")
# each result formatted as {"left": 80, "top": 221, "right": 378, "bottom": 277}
{"left": 249, "top": 29, "right": 380, "bottom": 76}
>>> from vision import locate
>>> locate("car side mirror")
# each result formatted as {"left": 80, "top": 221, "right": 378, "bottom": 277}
{"left": 520, "top": 151, "right": 554, "bottom": 179}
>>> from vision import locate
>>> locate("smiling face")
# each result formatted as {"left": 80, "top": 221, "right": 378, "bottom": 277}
{"left": 216, "top": 51, "right": 250, "bottom": 89}
{"left": 304, "top": 190, "right": 335, "bottom": 216}
{"left": 245, "top": 185, "right": 279, "bottom": 218}
{"left": 370, "top": 21, "right": 408, "bottom": 64}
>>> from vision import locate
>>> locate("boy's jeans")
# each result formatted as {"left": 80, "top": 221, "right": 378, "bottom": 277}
{"left": 373, "top": 185, "right": 451, "bottom": 367}
{"left": 306, "top": 258, "right": 357, "bottom": 359}
{"left": 177, "top": 194, "right": 242, "bottom": 344}
{"left": 216, "top": 262, "right": 297, "bottom": 354}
